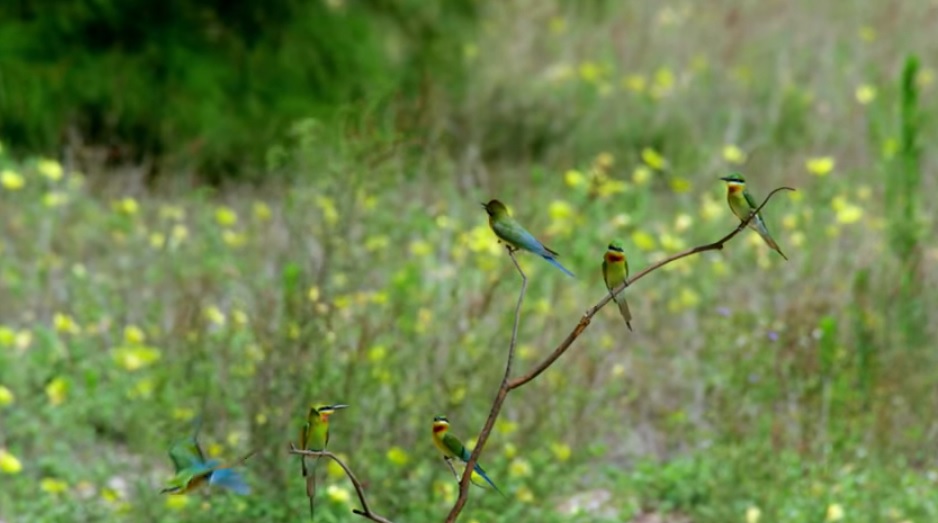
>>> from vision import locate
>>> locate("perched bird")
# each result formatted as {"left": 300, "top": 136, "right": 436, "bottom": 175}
{"left": 299, "top": 404, "right": 348, "bottom": 520}
{"left": 602, "top": 240, "right": 632, "bottom": 331}
{"left": 160, "top": 421, "right": 253, "bottom": 495}
{"left": 481, "top": 199, "right": 575, "bottom": 277}
{"left": 720, "top": 173, "right": 788, "bottom": 260}
{"left": 431, "top": 415, "right": 503, "bottom": 495}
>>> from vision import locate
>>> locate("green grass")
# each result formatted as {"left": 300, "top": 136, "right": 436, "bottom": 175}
{"left": 1, "top": 2, "right": 938, "bottom": 522}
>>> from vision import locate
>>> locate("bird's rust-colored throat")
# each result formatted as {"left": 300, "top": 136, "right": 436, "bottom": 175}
{"left": 726, "top": 182, "right": 744, "bottom": 194}
{"left": 432, "top": 424, "right": 447, "bottom": 434}
{"left": 604, "top": 251, "right": 626, "bottom": 263}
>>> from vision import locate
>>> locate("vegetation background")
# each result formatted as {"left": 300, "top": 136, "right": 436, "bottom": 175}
{"left": 1, "top": 0, "right": 937, "bottom": 522}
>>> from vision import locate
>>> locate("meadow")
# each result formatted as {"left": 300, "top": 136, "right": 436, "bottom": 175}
{"left": 1, "top": 1, "right": 938, "bottom": 522}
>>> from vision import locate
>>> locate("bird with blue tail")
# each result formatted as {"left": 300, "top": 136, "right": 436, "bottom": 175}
{"left": 482, "top": 199, "right": 575, "bottom": 277}
{"left": 432, "top": 415, "right": 504, "bottom": 496}
{"left": 160, "top": 418, "right": 254, "bottom": 495}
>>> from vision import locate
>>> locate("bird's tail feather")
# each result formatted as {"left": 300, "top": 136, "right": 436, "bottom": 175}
{"left": 306, "top": 457, "right": 321, "bottom": 521}
{"left": 611, "top": 292, "right": 633, "bottom": 331}
{"left": 751, "top": 218, "right": 788, "bottom": 260}
{"left": 209, "top": 468, "right": 250, "bottom": 495}
{"left": 473, "top": 463, "right": 505, "bottom": 497}
{"left": 542, "top": 255, "right": 575, "bottom": 277}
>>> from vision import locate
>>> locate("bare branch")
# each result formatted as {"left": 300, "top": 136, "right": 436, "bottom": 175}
{"left": 445, "top": 248, "right": 527, "bottom": 522}
{"left": 289, "top": 445, "right": 394, "bottom": 523}
{"left": 508, "top": 186, "right": 794, "bottom": 389}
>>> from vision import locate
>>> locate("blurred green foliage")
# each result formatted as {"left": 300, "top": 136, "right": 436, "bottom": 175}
{"left": 0, "top": 0, "right": 476, "bottom": 177}
{"left": 1, "top": 1, "right": 938, "bottom": 522}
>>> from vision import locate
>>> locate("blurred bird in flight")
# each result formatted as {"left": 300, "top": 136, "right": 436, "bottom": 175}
{"left": 160, "top": 418, "right": 254, "bottom": 495}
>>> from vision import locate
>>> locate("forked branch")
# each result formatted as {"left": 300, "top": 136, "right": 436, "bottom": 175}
{"left": 444, "top": 249, "right": 527, "bottom": 522}
{"left": 445, "top": 186, "right": 793, "bottom": 521}
{"left": 288, "top": 444, "right": 394, "bottom": 523}
{"left": 509, "top": 185, "right": 794, "bottom": 389}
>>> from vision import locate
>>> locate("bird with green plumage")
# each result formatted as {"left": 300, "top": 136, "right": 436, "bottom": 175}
{"left": 160, "top": 419, "right": 254, "bottom": 496}
{"left": 720, "top": 173, "right": 788, "bottom": 260}
{"left": 299, "top": 404, "right": 348, "bottom": 521}
{"left": 602, "top": 240, "right": 633, "bottom": 331}
{"left": 431, "top": 415, "right": 504, "bottom": 496}
{"left": 482, "top": 199, "right": 575, "bottom": 277}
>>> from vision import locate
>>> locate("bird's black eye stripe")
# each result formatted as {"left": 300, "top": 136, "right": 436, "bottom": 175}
{"left": 607, "top": 244, "right": 623, "bottom": 252}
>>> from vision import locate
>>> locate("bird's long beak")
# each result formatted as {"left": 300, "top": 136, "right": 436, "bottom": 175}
{"left": 330, "top": 404, "right": 349, "bottom": 410}
{"left": 719, "top": 176, "right": 732, "bottom": 181}
{"left": 480, "top": 202, "right": 487, "bottom": 207}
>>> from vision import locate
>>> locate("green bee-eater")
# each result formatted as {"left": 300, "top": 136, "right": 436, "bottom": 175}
{"left": 602, "top": 240, "right": 632, "bottom": 331}
{"left": 720, "top": 173, "right": 788, "bottom": 260}
{"left": 299, "top": 404, "right": 348, "bottom": 520}
{"left": 482, "top": 199, "right": 575, "bottom": 277}
{"left": 431, "top": 415, "right": 503, "bottom": 495}
{"left": 160, "top": 420, "right": 254, "bottom": 495}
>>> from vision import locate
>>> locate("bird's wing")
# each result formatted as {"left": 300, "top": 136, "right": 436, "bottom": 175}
{"left": 168, "top": 437, "right": 205, "bottom": 473}
{"left": 442, "top": 433, "right": 471, "bottom": 462}
{"left": 493, "top": 219, "right": 551, "bottom": 257}
{"left": 742, "top": 189, "right": 760, "bottom": 214}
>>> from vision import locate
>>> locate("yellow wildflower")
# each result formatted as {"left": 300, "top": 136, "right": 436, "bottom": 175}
{"left": 632, "top": 166, "right": 652, "bottom": 185}
{"left": 650, "top": 67, "right": 675, "bottom": 99}
{"left": 409, "top": 240, "right": 433, "bottom": 257}
{"left": 631, "top": 231, "right": 656, "bottom": 251}
{"left": 746, "top": 505, "right": 761, "bottom": 523}
{"left": 326, "top": 485, "right": 352, "bottom": 504}
{"left": 252, "top": 201, "right": 271, "bottom": 221}
{"left": 855, "top": 84, "right": 877, "bottom": 105}
{"left": 1, "top": 169, "right": 25, "bottom": 190}
{"left": 41, "top": 478, "right": 69, "bottom": 494}
{"left": 641, "top": 147, "right": 667, "bottom": 170}
{"left": 551, "top": 442, "right": 572, "bottom": 462}
{"left": 0, "top": 449, "right": 22, "bottom": 474}
{"left": 918, "top": 67, "right": 934, "bottom": 88}
{"left": 806, "top": 156, "right": 835, "bottom": 176}
{"left": 722, "top": 144, "right": 747, "bottom": 164}
{"left": 204, "top": 306, "right": 226, "bottom": 326}
{"left": 222, "top": 230, "right": 247, "bottom": 248}
{"left": 503, "top": 443, "right": 518, "bottom": 459}
{"left": 215, "top": 206, "right": 238, "bottom": 226}
{"left": 114, "top": 197, "right": 139, "bottom": 215}
{"left": 674, "top": 213, "right": 693, "bottom": 232}
{"left": 669, "top": 177, "right": 691, "bottom": 193}
{"left": 165, "top": 495, "right": 189, "bottom": 509}
{"left": 315, "top": 196, "right": 339, "bottom": 225}
{"left": 0, "top": 385, "right": 13, "bottom": 407}
{"left": 564, "top": 169, "right": 586, "bottom": 188}
{"left": 42, "top": 192, "right": 69, "bottom": 207}
{"left": 386, "top": 446, "right": 410, "bottom": 466}
{"left": 37, "top": 159, "right": 64, "bottom": 181}
{"left": 578, "top": 61, "right": 602, "bottom": 83}
{"left": 124, "top": 325, "right": 146, "bottom": 345}
{"left": 113, "top": 346, "right": 161, "bottom": 371}
{"left": 515, "top": 486, "right": 535, "bottom": 503}
{"left": 623, "top": 74, "right": 647, "bottom": 93}
{"left": 549, "top": 16, "right": 566, "bottom": 35}
{"left": 46, "top": 377, "right": 68, "bottom": 406}
{"left": 54, "top": 313, "right": 81, "bottom": 334}
{"left": 509, "top": 458, "right": 532, "bottom": 478}
{"left": 826, "top": 503, "right": 844, "bottom": 522}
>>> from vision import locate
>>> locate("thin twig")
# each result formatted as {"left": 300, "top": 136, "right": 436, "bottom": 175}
{"left": 444, "top": 249, "right": 527, "bottom": 522}
{"left": 508, "top": 186, "right": 794, "bottom": 389}
{"left": 289, "top": 445, "right": 394, "bottom": 523}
